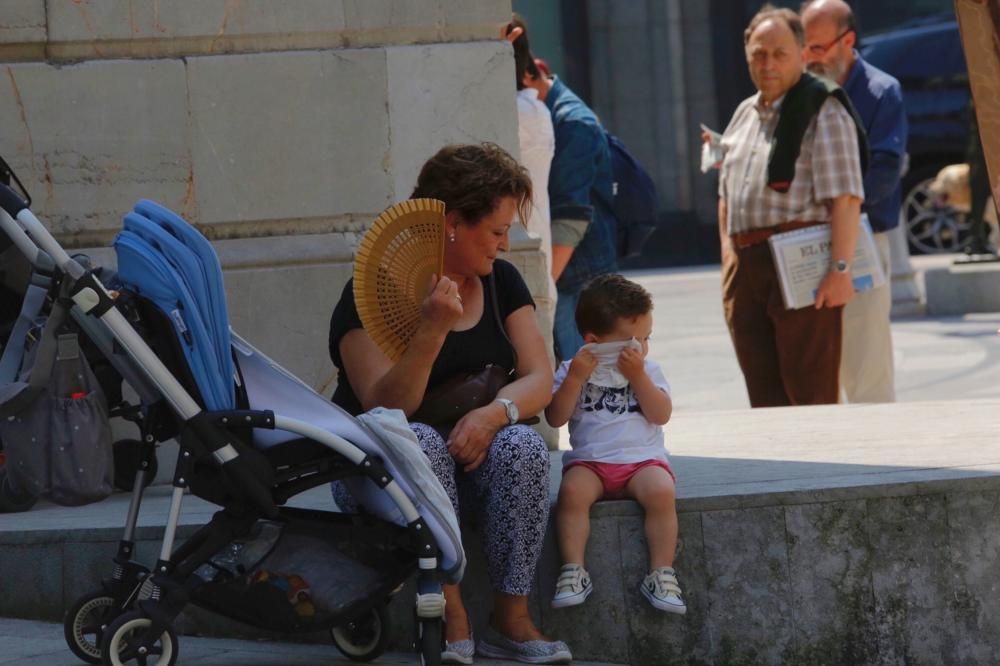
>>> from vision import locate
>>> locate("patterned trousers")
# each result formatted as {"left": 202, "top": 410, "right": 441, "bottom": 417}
{"left": 333, "top": 422, "right": 551, "bottom": 596}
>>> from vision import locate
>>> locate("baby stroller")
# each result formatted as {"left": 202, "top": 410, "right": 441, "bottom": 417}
{"left": 0, "top": 184, "right": 464, "bottom": 666}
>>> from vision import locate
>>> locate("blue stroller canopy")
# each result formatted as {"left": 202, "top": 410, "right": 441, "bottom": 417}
{"left": 113, "top": 200, "right": 235, "bottom": 411}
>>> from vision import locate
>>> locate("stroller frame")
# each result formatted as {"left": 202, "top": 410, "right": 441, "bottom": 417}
{"left": 0, "top": 184, "right": 451, "bottom": 666}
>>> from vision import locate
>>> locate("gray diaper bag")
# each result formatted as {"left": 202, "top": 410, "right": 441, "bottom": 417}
{"left": 0, "top": 283, "right": 113, "bottom": 506}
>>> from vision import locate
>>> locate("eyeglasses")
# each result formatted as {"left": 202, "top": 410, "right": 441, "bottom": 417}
{"left": 806, "top": 29, "right": 852, "bottom": 56}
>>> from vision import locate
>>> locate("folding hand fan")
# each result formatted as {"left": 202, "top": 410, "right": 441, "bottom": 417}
{"left": 353, "top": 198, "right": 446, "bottom": 361}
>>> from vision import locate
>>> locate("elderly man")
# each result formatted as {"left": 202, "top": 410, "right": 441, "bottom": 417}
{"left": 802, "top": 0, "right": 906, "bottom": 403}
{"left": 718, "top": 5, "right": 865, "bottom": 407}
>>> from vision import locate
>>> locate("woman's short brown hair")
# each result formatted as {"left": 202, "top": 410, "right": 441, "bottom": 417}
{"left": 575, "top": 273, "right": 653, "bottom": 337}
{"left": 410, "top": 143, "right": 533, "bottom": 226}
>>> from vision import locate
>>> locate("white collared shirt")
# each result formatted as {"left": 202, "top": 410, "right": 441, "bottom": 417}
{"left": 516, "top": 88, "right": 555, "bottom": 253}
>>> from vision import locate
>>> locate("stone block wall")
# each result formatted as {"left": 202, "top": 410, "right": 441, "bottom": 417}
{"left": 0, "top": 1, "right": 556, "bottom": 438}
{"left": 10, "top": 477, "right": 997, "bottom": 664}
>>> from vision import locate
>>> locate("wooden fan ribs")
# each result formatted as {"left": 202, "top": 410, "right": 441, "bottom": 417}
{"left": 353, "top": 198, "right": 446, "bottom": 361}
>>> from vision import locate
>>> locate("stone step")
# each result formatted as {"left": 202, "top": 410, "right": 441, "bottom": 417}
{"left": 4, "top": 399, "right": 1000, "bottom": 663}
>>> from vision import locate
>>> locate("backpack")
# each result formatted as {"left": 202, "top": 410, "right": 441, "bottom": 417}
{"left": 604, "top": 131, "right": 660, "bottom": 259}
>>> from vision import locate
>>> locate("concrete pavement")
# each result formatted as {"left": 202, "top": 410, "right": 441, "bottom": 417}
{"left": 629, "top": 255, "right": 1000, "bottom": 412}
{"left": 0, "top": 617, "right": 617, "bottom": 665}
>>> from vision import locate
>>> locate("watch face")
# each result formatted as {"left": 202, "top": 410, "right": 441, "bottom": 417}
{"left": 835, "top": 260, "right": 849, "bottom": 273}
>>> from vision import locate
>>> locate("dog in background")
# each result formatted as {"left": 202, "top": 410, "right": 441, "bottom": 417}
{"left": 927, "top": 163, "right": 998, "bottom": 232}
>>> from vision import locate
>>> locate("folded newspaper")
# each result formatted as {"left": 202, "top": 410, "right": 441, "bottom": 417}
{"left": 768, "top": 215, "right": 886, "bottom": 310}
{"left": 700, "top": 123, "right": 724, "bottom": 173}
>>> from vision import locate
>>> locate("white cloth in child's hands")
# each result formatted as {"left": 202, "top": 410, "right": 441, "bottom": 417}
{"left": 581, "top": 338, "right": 642, "bottom": 388}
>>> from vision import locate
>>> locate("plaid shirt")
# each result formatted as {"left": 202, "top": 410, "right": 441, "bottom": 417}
{"left": 718, "top": 92, "right": 864, "bottom": 235}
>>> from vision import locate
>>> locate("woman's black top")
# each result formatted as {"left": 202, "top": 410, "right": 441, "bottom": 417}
{"left": 328, "top": 259, "right": 535, "bottom": 415}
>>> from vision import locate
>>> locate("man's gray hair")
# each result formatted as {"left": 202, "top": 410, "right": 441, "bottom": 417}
{"left": 744, "top": 4, "right": 804, "bottom": 47}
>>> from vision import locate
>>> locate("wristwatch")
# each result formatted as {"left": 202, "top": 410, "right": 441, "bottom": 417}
{"left": 495, "top": 398, "right": 519, "bottom": 425}
{"left": 833, "top": 259, "right": 851, "bottom": 274}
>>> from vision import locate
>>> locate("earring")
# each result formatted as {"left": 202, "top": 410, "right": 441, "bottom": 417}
{"left": 449, "top": 232, "right": 456, "bottom": 242}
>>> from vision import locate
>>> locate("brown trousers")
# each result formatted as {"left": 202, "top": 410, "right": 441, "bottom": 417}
{"left": 722, "top": 242, "right": 842, "bottom": 407}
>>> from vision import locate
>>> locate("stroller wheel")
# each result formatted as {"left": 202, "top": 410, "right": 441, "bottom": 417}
{"left": 418, "top": 617, "right": 443, "bottom": 666}
{"left": 0, "top": 460, "right": 37, "bottom": 513}
{"left": 112, "top": 439, "right": 158, "bottom": 492}
{"left": 330, "top": 605, "right": 388, "bottom": 662}
{"left": 100, "top": 610, "right": 177, "bottom": 666}
{"left": 64, "top": 591, "right": 119, "bottom": 664}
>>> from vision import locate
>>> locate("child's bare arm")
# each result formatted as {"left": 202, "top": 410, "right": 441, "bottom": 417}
{"left": 546, "top": 378, "right": 584, "bottom": 427}
{"left": 629, "top": 372, "right": 672, "bottom": 425}
{"left": 618, "top": 348, "right": 672, "bottom": 425}
{"left": 545, "top": 350, "right": 597, "bottom": 427}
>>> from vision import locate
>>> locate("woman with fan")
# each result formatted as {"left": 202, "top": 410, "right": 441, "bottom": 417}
{"left": 329, "top": 143, "right": 570, "bottom": 664}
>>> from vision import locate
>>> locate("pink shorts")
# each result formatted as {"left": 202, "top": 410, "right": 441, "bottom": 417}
{"left": 563, "top": 459, "right": 675, "bottom": 499}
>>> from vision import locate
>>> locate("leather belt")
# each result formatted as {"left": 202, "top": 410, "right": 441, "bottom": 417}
{"left": 730, "top": 221, "right": 823, "bottom": 250}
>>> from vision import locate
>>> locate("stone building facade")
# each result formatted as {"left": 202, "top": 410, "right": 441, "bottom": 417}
{"left": 0, "top": 1, "right": 553, "bottom": 429}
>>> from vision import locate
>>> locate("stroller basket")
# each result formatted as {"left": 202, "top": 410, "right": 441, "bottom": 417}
{"left": 190, "top": 509, "right": 415, "bottom": 633}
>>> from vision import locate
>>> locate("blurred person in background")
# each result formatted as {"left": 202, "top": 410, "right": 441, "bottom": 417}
{"left": 802, "top": 0, "right": 906, "bottom": 403}
{"left": 505, "top": 15, "right": 557, "bottom": 334}
{"left": 520, "top": 45, "right": 617, "bottom": 361}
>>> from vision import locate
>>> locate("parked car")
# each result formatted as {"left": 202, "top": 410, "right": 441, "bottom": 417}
{"left": 860, "top": 14, "right": 974, "bottom": 253}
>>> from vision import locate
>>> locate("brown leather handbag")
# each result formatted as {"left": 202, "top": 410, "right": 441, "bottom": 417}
{"left": 410, "top": 363, "right": 513, "bottom": 430}
{"left": 410, "top": 273, "right": 522, "bottom": 433}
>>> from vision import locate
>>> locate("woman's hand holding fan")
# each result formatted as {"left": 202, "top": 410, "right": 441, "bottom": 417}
{"left": 421, "top": 274, "right": 463, "bottom": 337}
{"left": 353, "top": 198, "right": 447, "bottom": 361}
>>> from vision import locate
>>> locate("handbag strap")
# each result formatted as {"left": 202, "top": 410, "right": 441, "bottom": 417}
{"left": 487, "top": 272, "right": 518, "bottom": 372}
{"left": 0, "top": 272, "right": 50, "bottom": 383}
{"left": 0, "top": 294, "right": 70, "bottom": 417}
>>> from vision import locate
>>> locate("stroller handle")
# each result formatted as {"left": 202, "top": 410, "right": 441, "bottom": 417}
{"left": 0, "top": 184, "right": 202, "bottom": 420}
{"left": 0, "top": 181, "right": 27, "bottom": 219}
{"left": 0, "top": 182, "right": 84, "bottom": 280}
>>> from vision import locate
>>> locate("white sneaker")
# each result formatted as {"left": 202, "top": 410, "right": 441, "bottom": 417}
{"left": 551, "top": 564, "right": 592, "bottom": 608}
{"left": 641, "top": 567, "right": 687, "bottom": 615}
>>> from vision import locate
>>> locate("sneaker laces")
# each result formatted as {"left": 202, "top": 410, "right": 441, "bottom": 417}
{"left": 555, "top": 566, "right": 586, "bottom": 594}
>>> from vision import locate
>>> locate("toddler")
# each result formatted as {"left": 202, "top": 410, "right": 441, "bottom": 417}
{"left": 546, "top": 274, "right": 685, "bottom": 614}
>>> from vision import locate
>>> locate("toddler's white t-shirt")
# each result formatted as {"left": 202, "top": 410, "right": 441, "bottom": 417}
{"left": 553, "top": 358, "right": 671, "bottom": 466}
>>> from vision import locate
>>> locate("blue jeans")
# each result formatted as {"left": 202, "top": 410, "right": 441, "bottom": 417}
{"left": 554, "top": 289, "right": 584, "bottom": 362}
